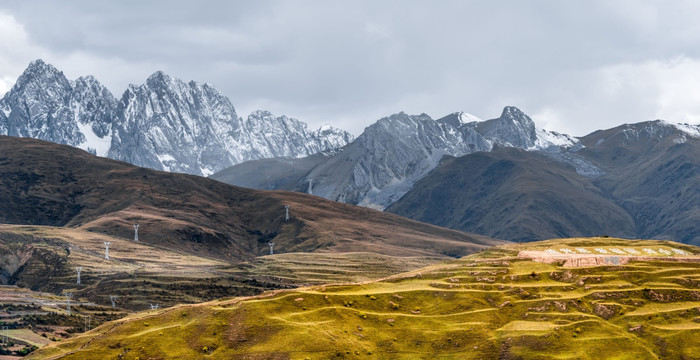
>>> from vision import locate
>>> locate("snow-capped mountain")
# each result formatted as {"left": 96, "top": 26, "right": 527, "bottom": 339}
{"left": 0, "top": 60, "right": 117, "bottom": 155}
{"left": 0, "top": 60, "right": 353, "bottom": 176}
{"left": 215, "top": 106, "right": 589, "bottom": 210}
{"left": 386, "top": 118, "right": 700, "bottom": 244}
{"left": 306, "top": 106, "right": 588, "bottom": 209}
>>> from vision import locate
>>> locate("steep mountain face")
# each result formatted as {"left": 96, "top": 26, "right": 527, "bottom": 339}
{"left": 385, "top": 148, "right": 637, "bottom": 243}
{"left": 108, "top": 71, "right": 243, "bottom": 175}
{"left": 0, "top": 60, "right": 117, "bottom": 156}
{"left": 209, "top": 151, "right": 333, "bottom": 190}
{"left": 577, "top": 121, "right": 700, "bottom": 245}
{"left": 388, "top": 121, "right": 699, "bottom": 245}
{"left": 215, "top": 106, "right": 582, "bottom": 210}
{"left": 298, "top": 112, "right": 493, "bottom": 208}
{"left": 0, "top": 60, "right": 353, "bottom": 176}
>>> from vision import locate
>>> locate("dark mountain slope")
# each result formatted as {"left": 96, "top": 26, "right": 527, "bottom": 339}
{"left": 209, "top": 151, "right": 331, "bottom": 190}
{"left": 388, "top": 121, "right": 699, "bottom": 245}
{"left": 578, "top": 121, "right": 700, "bottom": 244}
{"left": 386, "top": 148, "right": 637, "bottom": 243}
{"left": 0, "top": 136, "right": 500, "bottom": 262}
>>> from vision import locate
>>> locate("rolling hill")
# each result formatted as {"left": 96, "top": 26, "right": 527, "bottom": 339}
{"left": 0, "top": 135, "right": 503, "bottom": 356}
{"left": 27, "top": 237, "right": 700, "bottom": 360}
{"left": 0, "top": 135, "right": 500, "bottom": 265}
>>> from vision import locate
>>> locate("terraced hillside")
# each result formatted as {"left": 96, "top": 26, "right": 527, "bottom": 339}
{"left": 0, "top": 225, "right": 444, "bottom": 310}
{"left": 0, "top": 225, "right": 445, "bottom": 358}
{"left": 29, "top": 238, "right": 700, "bottom": 360}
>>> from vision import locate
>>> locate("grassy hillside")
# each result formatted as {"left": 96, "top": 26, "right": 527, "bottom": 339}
{"left": 0, "top": 136, "right": 499, "bottom": 263}
{"left": 0, "top": 225, "right": 445, "bottom": 310}
{"left": 0, "top": 225, "right": 445, "bottom": 358}
{"left": 29, "top": 237, "right": 700, "bottom": 360}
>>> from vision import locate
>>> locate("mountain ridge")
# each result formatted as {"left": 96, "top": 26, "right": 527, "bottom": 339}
{"left": 215, "top": 112, "right": 699, "bottom": 245}
{"left": 0, "top": 59, "right": 353, "bottom": 176}
{"left": 213, "top": 106, "right": 599, "bottom": 210}
{"left": 387, "top": 121, "right": 699, "bottom": 244}
{"left": 0, "top": 135, "right": 501, "bottom": 262}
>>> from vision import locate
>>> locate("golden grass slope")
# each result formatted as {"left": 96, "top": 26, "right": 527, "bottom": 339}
{"left": 0, "top": 225, "right": 445, "bottom": 311}
{"left": 27, "top": 237, "right": 700, "bottom": 360}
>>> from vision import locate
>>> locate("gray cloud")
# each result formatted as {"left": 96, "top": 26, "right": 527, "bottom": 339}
{"left": 1, "top": 1, "right": 700, "bottom": 136}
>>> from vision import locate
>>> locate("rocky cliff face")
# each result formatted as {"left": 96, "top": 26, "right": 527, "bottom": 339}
{"left": 0, "top": 60, "right": 353, "bottom": 176}
{"left": 0, "top": 60, "right": 117, "bottom": 156}
{"left": 278, "top": 107, "right": 580, "bottom": 210}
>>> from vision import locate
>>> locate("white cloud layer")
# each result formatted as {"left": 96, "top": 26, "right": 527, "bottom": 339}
{"left": 1, "top": 1, "right": 700, "bottom": 136}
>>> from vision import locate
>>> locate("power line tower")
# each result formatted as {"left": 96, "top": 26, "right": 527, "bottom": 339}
{"left": 65, "top": 292, "right": 73, "bottom": 315}
{"left": 104, "top": 241, "right": 111, "bottom": 260}
{"left": 150, "top": 303, "right": 159, "bottom": 310}
{"left": 109, "top": 295, "right": 118, "bottom": 309}
{"left": 134, "top": 223, "right": 139, "bottom": 242}
{"left": 1, "top": 326, "right": 8, "bottom": 345}
{"left": 268, "top": 242, "right": 275, "bottom": 255}
{"left": 76, "top": 266, "right": 82, "bottom": 285}
{"left": 84, "top": 315, "right": 91, "bottom": 332}
{"left": 284, "top": 205, "right": 290, "bottom": 221}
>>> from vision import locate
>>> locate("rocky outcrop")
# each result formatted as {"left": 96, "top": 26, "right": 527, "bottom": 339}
{"left": 0, "top": 243, "right": 34, "bottom": 285}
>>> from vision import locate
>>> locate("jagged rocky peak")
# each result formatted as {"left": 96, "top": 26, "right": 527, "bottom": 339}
{"left": 71, "top": 75, "right": 117, "bottom": 132}
{"left": 247, "top": 109, "right": 288, "bottom": 125}
{"left": 313, "top": 123, "right": 354, "bottom": 148}
{"left": 1, "top": 59, "right": 354, "bottom": 176}
{"left": 244, "top": 109, "right": 354, "bottom": 159}
{"left": 0, "top": 59, "right": 117, "bottom": 154}
{"left": 107, "top": 69, "right": 354, "bottom": 175}
{"left": 5, "top": 59, "right": 72, "bottom": 106}
{"left": 14, "top": 59, "right": 67, "bottom": 87}
{"left": 246, "top": 110, "right": 353, "bottom": 144}
{"left": 476, "top": 106, "right": 538, "bottom": 148}
{"left": 369, "top": 112, "right": 433, "bottom": 134}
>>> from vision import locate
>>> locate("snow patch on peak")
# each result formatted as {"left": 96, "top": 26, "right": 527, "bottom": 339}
{"left": 457, "top": 112, "right": 483, "bottom": 124}
{"left": 75, "top": 117, "right": 112, "bottom": 157}
{"left": 532, "top": 128, "right": 577, "bottom": 150}
{"left": 663, "top": 121, "right": 700, "bottom": 138}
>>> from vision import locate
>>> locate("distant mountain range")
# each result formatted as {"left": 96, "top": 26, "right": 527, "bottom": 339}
{"left": 0, "top": 60, "right": 352, "bottom": 176}
{"left": 215, "top": 111, "right": 699, "bottom": 245}
{"left": 2, "top": 59, "right": 697, "bottom": 245}
{"left": 213, "top": 107, "right": 578, "bottom": 208}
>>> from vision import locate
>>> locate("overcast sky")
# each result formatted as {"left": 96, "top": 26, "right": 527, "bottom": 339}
{"left": 1, "top": 1, "right": 700, "bottom": 136}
